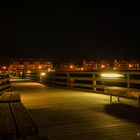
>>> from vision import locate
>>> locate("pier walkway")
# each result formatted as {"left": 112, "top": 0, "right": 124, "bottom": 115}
{"left": 11, "top": 79, "right": 140, "bottom": 140}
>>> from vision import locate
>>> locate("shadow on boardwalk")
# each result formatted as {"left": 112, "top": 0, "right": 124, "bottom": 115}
{"left": 105, "top": 103, "right": 140, "bottom": 125}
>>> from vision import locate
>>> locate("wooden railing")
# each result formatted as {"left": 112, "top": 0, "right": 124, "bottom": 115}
{"left": 0, "top": 74, "right": 11, "bottom": 94}
{"left": 25, "top": 72, "right": 40, "bottom": 81}
{"left": 26, "top": 71, "right": 140, "bottom": 92}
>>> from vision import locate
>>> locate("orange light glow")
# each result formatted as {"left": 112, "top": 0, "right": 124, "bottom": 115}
{"left": 38, "top": 66, "right": 42, "bottom": 69}
{"left": 101, "top": 65, "right": 105, "bottom": 68}
{"left": 128, "top": 64, "right": 132, "bottom": 68}
{"left": 70, "top": 65, "right": 73, "bottom": 69}
{"left": 113, "top": 67, "right": 117, "bottom": 70}
{"left": 27, "top": 70, "right": 31, "bottom": 73}
{"left": 48, "top": 68, "right": 51, "bottom": 72}
{"left": 80, "top": 67, "right": 84, "bottom": 71}
{"left": 3, "top": 66, "right": 6, "bottom": 69}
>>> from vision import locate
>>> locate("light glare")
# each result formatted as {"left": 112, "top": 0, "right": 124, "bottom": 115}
{"left": 40, "top": 72, "right": 46, "bottom": 76}
{"left": 101, "top": 73, "right": 124, "bottom": 78}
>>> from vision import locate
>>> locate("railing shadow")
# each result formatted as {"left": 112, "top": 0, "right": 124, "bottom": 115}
{"left": 104, "top": 103, "right": 140, "bottom": 125}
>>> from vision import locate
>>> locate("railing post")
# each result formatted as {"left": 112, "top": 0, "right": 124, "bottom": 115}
{"left": 110, "top": 94, "right": 112, "bottom": 103}
{"left": 52, "top": 72, "right": 55, "bottom": 82}
{"left": 93, "top": 73, "right": 96, "bottom": 91}
{"left": 49, "top": 72, "right": 55, "bottom": 84}
{"left": 118, "top": 96, "right": 120, "bottom": 102}
{"left": 137, "top": 96, "right": 140, "bottom": 108}
{"left": 67, "top": 73, "right": 70, "bottom": 88}
{"left": 127, "top": 73, "right": 130, "bottom": 88}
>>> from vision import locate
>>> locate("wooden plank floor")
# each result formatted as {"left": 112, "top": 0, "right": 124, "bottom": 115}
{"left": 11, "top": 80, "right": 140, "bottom": 140}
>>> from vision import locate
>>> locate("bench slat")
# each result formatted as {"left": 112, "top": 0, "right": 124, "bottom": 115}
{"left": 104, "top": 87, "right": 140, "bottom": 107}
{"left": 0, "top": 103, "right": 16, "bottom": 140}
{"left": 10, "top": 102, "right": 39, "bottom": 139}
{"left": 104, "top": 87, "right": 140, "bottom": 98}
{"left": 10, "top": 92, "right": 21, "bottom": 102}
{"left": 0, "top": 92, "right": 12, "bottom": 103}
{"left": 0, "top": 92, "right": 21, "bottom": 103}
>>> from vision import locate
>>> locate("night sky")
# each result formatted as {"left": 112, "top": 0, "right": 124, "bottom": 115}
{"left": 0, "top": 1, "right": 140, "bottom": 64}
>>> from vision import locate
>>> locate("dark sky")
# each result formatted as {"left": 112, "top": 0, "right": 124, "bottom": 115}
{"left": 0, "top": 1, "right": 140, "bottom": 64}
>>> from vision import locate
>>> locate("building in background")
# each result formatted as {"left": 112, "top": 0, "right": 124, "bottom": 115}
{"left": 3, "top": 58, "right": 140, "bottom": 74}
{"left": 82, "top": 60, "right": 97, "bottom": 71}
{"left": 113, "top": 60, "right": 128, "bottom": 70}
{"left": 113, "top": 60, "right": 140, "bottom": 70}
{"left": 9, "top": 58, "right": 54, "bottom": 74}
{"left": 81, "top": 60, "right": 110, "bottom": 71}
{"left": 0, "top": 65, "right": 9, "bottom": 73}
{"left": 59, "top": 63, "right": 78, "bottom": 71}
{"left": 127, "top": 60, "right": 139, "bottom": 70}
{"left": 59, "top": 60, "right": 111, "bottom": 72}
{"left": 96, "top": 60, "right": 110, "bottom": 70}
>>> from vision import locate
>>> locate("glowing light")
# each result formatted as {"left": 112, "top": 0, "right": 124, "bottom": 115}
{"left": 101, "top": 73, "right": 124, "bottom": 78}
{"left": 48, "top": 68, "right": 51, "bottom": 72}
{"left": 113, "top": 67, "right": 117, "bottom": 70}
{"left": 3, "top": 66, "right": 6, "bottom": 69}
{"left": 38, "top": 66, "right": 42, "bottom": 69}
{"left": 40, "top": 72, "right": 46, "bottom": 76}
{"left": 27, "top": 70, "right": 31, "bottom": 73}
{"left": 70, "top": 65, "right": 73, "bottom": 69}
{"left": 101, "top": 65, "right": 105, "bottom": 68}
{"left": 128, "top": 64, "right": 132, "bottom": 68}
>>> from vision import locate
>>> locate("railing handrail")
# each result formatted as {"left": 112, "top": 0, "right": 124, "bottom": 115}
{"left": 25, "top": 71, "right": 140, "bottom": 92}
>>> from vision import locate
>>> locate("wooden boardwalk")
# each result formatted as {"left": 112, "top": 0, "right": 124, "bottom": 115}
{"left": 11, "top": 80, "right": 140, "bottom": 140}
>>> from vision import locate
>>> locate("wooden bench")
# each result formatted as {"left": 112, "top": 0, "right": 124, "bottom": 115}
{"left": 0, "top": 103, "right": 16, "bottom": 140}
{"left": 104, "top": 87, "right": 140, "bottom": 107}
{"left": 10, "top": 102, "right": 39, "bottom": 139}
{"left": 0, "top": 92, "right": 39, "bottom": 140}
{"left": 0, "top": 92, "right": 21, "bottom": 103}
